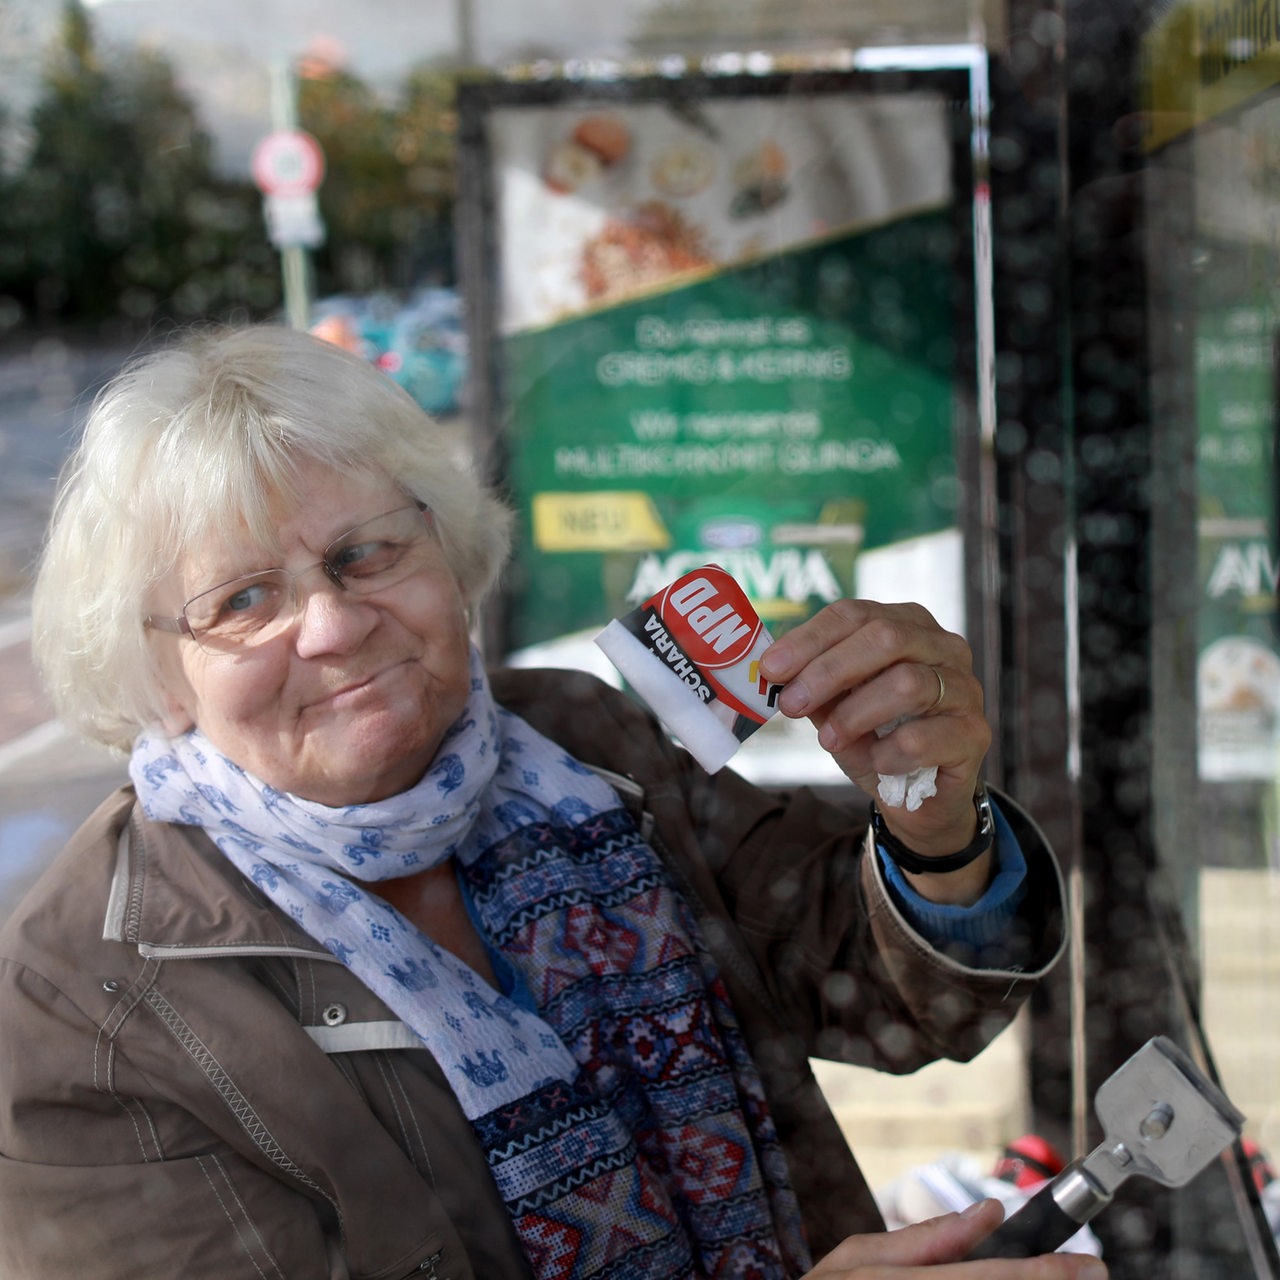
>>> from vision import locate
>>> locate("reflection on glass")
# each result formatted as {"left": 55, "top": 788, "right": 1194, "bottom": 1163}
{"left": 1, "top": 1, "right": 1277, "bottom": 1274}
{"left": 1144, "top": 6, "right": 1280, "bottom": 1272}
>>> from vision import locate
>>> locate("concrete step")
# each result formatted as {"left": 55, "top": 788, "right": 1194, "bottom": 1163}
{"left": 812, "top": 1019, "right": 1029, "bottom": 1189}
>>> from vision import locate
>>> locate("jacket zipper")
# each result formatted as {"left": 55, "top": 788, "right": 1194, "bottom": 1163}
{"left": 401, "top": 1247, "right": 446, "bottom": 1278}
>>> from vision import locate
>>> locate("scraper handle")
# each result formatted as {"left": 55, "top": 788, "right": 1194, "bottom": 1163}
{"left": 965, "top": 1174, "right": 1099, "bottom": 1260}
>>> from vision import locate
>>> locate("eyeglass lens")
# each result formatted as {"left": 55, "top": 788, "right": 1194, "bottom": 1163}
{"left": 182, "top": 505, "right": 429, "bottom": 650}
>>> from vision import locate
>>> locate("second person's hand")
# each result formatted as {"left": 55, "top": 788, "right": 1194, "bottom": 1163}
{"left": 804, "top": 1199, "right": 1108, "bottom": 1278}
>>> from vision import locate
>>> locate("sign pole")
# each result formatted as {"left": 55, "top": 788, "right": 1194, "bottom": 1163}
{"left": 272, "top": 62, "right": 308, "bottom": 331}
{"left": 281, "top": 244, "right": 310, "bottom": 332}
{"left": 254, "top": 61, "right": 326, "bottom": 330}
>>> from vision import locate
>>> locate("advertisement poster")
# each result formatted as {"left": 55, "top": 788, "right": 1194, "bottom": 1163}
{"left": 466, "top": 76, "right": 975, "bottom": 782}
{"left": 1190, "top": 97, "right": 1280, "bottom": 781}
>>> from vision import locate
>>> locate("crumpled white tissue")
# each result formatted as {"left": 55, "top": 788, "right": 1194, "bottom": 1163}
{"left": 874, "top": 716, "right": 938, "bottom": 811}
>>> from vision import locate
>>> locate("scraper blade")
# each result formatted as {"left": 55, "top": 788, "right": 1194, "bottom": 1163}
{"left": 966, "top": 1035, "right": 1245, "bottom": 1260}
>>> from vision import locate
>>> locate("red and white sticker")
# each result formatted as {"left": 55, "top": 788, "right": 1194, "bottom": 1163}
{"left": 621, "top": 564, "right": 783, "bottom": 735}
{"left": 650, "top": 568, "right": 763, "bottom": 670}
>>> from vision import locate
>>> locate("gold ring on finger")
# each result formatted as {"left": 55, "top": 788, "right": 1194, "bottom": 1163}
{"left": 928, "top": 665, "right": 946, "bottom": 712}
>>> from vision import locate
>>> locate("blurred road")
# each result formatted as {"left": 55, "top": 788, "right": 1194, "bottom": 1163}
{"left": 0, "top": 334, "right": 470, "bottom": 922}
{"left": 0, "top": 339, "right": 133, "bottom": 922}
{"left": 0, "top": 611, "right": 125, "bottom": 921}
{"left": 0, "top": 337, "right": 136, "bottom": 590}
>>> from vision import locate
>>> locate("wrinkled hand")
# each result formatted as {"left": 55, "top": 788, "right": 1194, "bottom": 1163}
{"left": 759, "top": 601, "right": 992, "bottom": 902}
{"left": 804, "top": 1200, "right": 1107, "bottom": 1278}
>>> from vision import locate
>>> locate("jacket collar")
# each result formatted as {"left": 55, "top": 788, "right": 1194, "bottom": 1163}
{"left": 104, "top": 790, "right": 332, "bottom": 960}
{"left": 105, "top": 746, "right": 651, "bottom": 961}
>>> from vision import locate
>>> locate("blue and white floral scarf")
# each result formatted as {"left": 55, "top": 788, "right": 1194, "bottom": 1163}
{"left": 130, "top": 650, "right": 810, "bottom": 1279}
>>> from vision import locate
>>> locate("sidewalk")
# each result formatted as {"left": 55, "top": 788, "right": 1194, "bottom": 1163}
{"left": 0, "top": 593, "right": 125, "bottom": 917}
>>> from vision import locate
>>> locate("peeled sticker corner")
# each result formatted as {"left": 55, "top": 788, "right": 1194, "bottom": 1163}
{"left": 594, "top": 563, "right": 783, "bottom": 773}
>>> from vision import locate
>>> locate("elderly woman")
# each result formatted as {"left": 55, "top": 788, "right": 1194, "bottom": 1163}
{"left": 0, "top": 325, "right": 1099, "bottom": 1280}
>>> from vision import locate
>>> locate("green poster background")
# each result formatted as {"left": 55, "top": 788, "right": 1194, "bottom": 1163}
{"left": 502, "top": 206, "right": 961, "bottom": 654}
{"left": 1194, "top": 257, "right": 1280, "bottom": 779}
{"left": 1188, "top": 94, "right": 1280, "bottom": 780}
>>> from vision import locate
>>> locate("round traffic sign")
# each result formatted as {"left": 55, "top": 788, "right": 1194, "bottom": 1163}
{"left": 250, "top": 129, "right": 326, "bottom": 197}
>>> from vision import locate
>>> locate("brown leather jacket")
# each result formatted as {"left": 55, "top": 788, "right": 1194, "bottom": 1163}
{"left": 0, "top": 668, "right": 1065, "bottom": 1279}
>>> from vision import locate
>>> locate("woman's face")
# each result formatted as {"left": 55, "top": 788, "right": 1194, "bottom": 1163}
{"left": 150, "top": 461, "right": 474, "bottom": 806}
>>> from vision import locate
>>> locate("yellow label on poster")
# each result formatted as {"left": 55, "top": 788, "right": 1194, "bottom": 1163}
{"left": 532, "top": 492, "right": 671, "bottom": 552}
{"left": 1143, "top": 0, "right": 1280, "bottom": 149}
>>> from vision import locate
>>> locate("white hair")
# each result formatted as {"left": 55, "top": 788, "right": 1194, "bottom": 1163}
{"left": 32, "top": 323, "right": 513, "bottom": 753}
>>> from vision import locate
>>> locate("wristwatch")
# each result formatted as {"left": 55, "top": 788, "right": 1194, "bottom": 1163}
{"left": 870, "top": 784, "right": 995, "bottom": 875}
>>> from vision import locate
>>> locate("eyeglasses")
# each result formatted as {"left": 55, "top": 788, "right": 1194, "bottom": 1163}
{"left": 145, "top": 504, "right": 433, "bottom": 654}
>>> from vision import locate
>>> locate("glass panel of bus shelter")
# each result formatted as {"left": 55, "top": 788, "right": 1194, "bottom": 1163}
{"left": 0, "top": 0, "right": 1053, "bottom": 1266}
{"left": 1142, "top": 5, "right": 1280, "bottom": 1272}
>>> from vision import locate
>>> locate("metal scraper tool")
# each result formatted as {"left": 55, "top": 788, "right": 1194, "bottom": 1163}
{"left": 966, "top": 1035, "right": 1245, "bottom": 1260}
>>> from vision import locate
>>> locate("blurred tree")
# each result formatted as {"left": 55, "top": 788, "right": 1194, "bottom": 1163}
{"left": 393, "top": 67, "right": 462, "bottom": 284}
{"left": 0, "top": 0, "right": 278, "bottom": 329}
{"left": 299, "top": 58, "right": 461, "bottom": 293}
{"left": 0, "top": 0, "right": 464, "bottom": 331}
{"left": 0, "top": 0, "right": 42, "bottom": 175}
{"left": 297, "top": 65, "right": 403, "bottom": 293}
